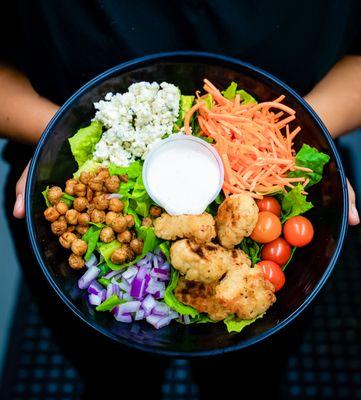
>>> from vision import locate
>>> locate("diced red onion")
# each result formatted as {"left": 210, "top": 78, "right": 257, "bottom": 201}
{"left": 146, "top": 314, "right": 172, "bottom": 329}
{"left": 122, "top": 266, "right": 138, "bottom": 281}
{"left": 142, "top": 294, "right": 156, "bottom": 314}
{"left": 88, "top": 280, "right": 104, "bottom": 295}
{"left": 146, "top": 280, "right": 165, "bottom": 295}
{"left": 150, "top": 268, "right": 169, "bottom": 281}
{"left": 101, "top": 289, "right": 107, "bottom": 302}
{"left": 152, "top": 302, "right": 170, "bottom": 316}
{"left": 169, "top": 311, "right": 179, "bottom": 320}
{"left": 78, "top": 266, "right": 100, "bottom": 290}
{"left": 183, "top": 315, "right": 191, "bottom": 325}
{"left": 106, "top": 283, "right": 120, "bottom": 299}
{"left": 122, "top": 293, "right": 133, "bottom": 301}
{"left": 85, "top": 253, "right": 97, "bottom": 269}
{"left": 104, "top": 270, "right": 122, "bottom": 280}
{"left": 88, "top": 293, "right": 103, "bottom": 306}
{"left": 153, "top": 291, "right": 161, "bottom": 299}
{"left": 159, "top": 262, "right": 170, "bottom": 271}
{"left": 119, "top": 279, "right": 131, "bottom": 293}
{"left": 114, "top": 308, "right": 132, "bottom": 322}
{"left": 117, "top": 301, "right": 141, "bottom": 314}
{"left": 134, "top": 309, "right": 145, "bottom": 321}
{"left": 107, "top": 193, "right": 121, "bottom": 199}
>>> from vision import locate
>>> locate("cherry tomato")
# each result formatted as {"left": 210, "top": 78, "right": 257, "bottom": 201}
{"left": 256, "top": 197, "right": 281, "bottom": 217}
{"left": 250, "top": 211, "right": 282, "bottom": 243}
{"left": 283, "top": 216, "right": 314, "bottom": 247}
{"left": 261, "top": 237, "right": 292, "bottom": 266}
{"left": 258, "top": 260, "right": 285, "bottom": 291}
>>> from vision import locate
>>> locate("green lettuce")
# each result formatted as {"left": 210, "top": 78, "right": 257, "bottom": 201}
{"left": 205, "top": 192, "right": 224, "bottom": 216}
{"left": 97, "top": 240, "right": 122, "bottom": 270}
{"left": 240, "top": 237, "right": 262, "bottom": 265}
{"left": 73, "top": 159, "right": 102, "bottom": 180}
{"left": 69, "top": 121, "right": 103, "bottom": 167}
{"left": 159, "top": 241, "right": 171, "bottom": 263}
{"left": 222, "top": 82, "right": 257, "bottom": 104}
{"left": 174, "top": 95, "right": 195, "bottom": 130}
{"left": 289, "top": 144, "right": 330, "bottom": 187}
{"left": 224, "top": 313, "right": 264, "bottom": 333}
{"left": 82, "top": 225, "right": 102, "bottom": 261}
{"left": 42, "top": 186, "right": 75, "bottom": 208}
{"left": 281, "top": 184, "right": 313, "bottom": 222}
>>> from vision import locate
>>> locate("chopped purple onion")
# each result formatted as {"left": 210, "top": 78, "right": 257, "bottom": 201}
{"left": 122, "top": 293, "right": 133, "bottom": 301}
{"left": 146, "top": 314, "right": 172, "bottom": 329}
{"left": 106, "top": 283, "right": 120, "bottom": 299}
{"left": 107, "top": 193, "right": 121, "bottom": 199}
{"left": 122, "top": 266, "right": 138, "bottom": 280}
{"left": 142, "top": 294, "right": 156, "bottom": 314}
{"left": 88, "top": 293, "right": 103, "bottom": 306}
{"left": 119, "top": 279, "right": 131, "bottom": 293}
{"left": 88, "top": 280, "right": 104, "bottom": 296}
{"left": 183, "top": 315, "right": 191, "bottom": 325}
{"left": 169, "top": 311, "right": 179, "bottom": 320}
{"left": 152, "top": 302, "right": 170, "bottom": 316}
{"left": 104, "top": 270, "right": 122, "bottom": 280}
{"left": 101, "top": 289, "right": 107, "bottom": 302}
{"left": 85, "top": 253, "right": 97, "bottom": 269}
{"left": 114, "top": 308, "right": 132, "bottom": 322}
{"left": 117, "top": 301, "right": 141, "bottom": 314}
{"left": 134, "top": 309, "right": 145, "bottom": 321}
{"left": 78, "top": 266, "right": 100, "bottom": 290}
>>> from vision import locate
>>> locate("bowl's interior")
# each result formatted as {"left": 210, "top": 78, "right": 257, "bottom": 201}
{"left": 27, "top": 54, "right": 346, "bottom": 356}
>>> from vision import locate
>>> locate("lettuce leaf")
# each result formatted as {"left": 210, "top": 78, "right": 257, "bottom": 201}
{"left": 109, "top": 160, "right": 142, "bottom": 179}
{"left": 240, "top": 238, "right": 262, "bottom": 265}
{"left": 42, "top": 187, "right": 51, "bottom": 207}
{"left": 159, "top": 241, "right": 171, "bottom": 263}
{"left": 82, "top": 225, "right": 102, "bottom": 261}
{"left": 224, "top": 313, "right": 264, "bottom": 333}
{"left": 222, "top": 82, "right": 257, "bottom": 104}
{"left": 69, "top": 121, "right": 103, "bottom": 167}
{"left": 205, "top": 192, "right": 224, "bottom": 216}
{"left": 289, "top": 144, "right": 330, "bottom": 187}
{"left": 42, "top": 186, "right": 75, "bottom": 208}
{"left": 174, "top": 95, "right": 195, "bottom": 130}
{"left": 281, "top": 184, "right": 313, "bottom": 222}
{"left": 97, "top": 240, "right": 122, "bottom": 270}
{"left": 73, "top": 159, "right": 102, "bottom": 180}
{"left": 164, "top": 268, "right": 199, "bottom": 318}
{"left": 237, "top": 89, "right": 257, "bottom": 105}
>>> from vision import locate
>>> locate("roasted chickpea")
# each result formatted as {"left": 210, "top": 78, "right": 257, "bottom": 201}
{"left": 117, "top": 230, "right": 132, "bottom": 244}
{"left": 97, "top": 168, "right": 110, "bottom": 180}
{"left": 110, "top": 246, "right": 134, "bottom": 264}
{"left": 141, "top": 217, "right": 153, "bottom": 228}
{"left": 149, "top": 205, "right": 162, "bottom": 218}
{"left": 94, "top": 191, "right": 104, "bottom": 197}
{"left": 71, "top": 238, "right": 88, "bottom": 256}
{"left": 47, "top": 186, "right": 63, "bottom": 205}
{"left": 76, "top": 225, "right": 88, "bottom": 235}
{"left": 44, "top": 207, "right": 60, "bottom": 222}
{"left": 51, "top": 219, "right": 67, "bottom": 236}
{"left": 111, "top": 215, "right": 128, "bottom": 233}
{"left": 68, "top": 253, "right": 85, "bottom": 270}
{"left": 125, "top": 214, "right": 135, "bottom": 228}
{"left": 104, "top": 175, "right": 120, "bottom": 193}
{"left": 130, "top": 238, "right": 143, "bottom": 255}
{"left": 88, "top": 177, "right": 103, "bottom": 192}
{"left": 58, "top": 216, "right": 66, "bottom": 222}
{"left": 65, "top": 209, "right": 79, "bottom": 225}
{"left": 55, "top": 202, "right": 68, "bottom": 215}
{"left": 100, "top": 227, "right": 115, "bottom": 243}
{"left": 65, "top": 179, "right": 78, "bottom": 196}
{"left": 105, "top": 211, "right": 118, "bottom": 226}
{"left": 74, "top": 183, "right": 87, "bottom": 197}
{"left": 119, "top": 174, "right": 128, "bottom": 183}
{"left": 108, "top": 198, "right": 123, "bottom": 213}
{"left": 90, "top": 209, "right": 106, "bottom": 224}
{"left": 67, "top": 225, "right": 76, "bottom": 233}
{"left": 78, "top": 213, "right": 90, "bottom": 226}
{"left": 59, "top": 232, "right": 77, "bottom": 249}
{"left": 86, "top": 187, "right": 93, "bottom": 203}
{"left": 73, "top": 197, "right": 87, "bottom": 212}
{"left": 93, "top": 194, "right": 109, "bottom": 211}
{"left": 79, "top": 171, "right": 93, "bottom": 185}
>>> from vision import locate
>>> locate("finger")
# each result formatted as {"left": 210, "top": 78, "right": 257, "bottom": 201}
{"left": 13, "top": 162, "right": 30, "bottom": 219}
{"left": 347, "top": 179, "right": 360, "bottom": 226}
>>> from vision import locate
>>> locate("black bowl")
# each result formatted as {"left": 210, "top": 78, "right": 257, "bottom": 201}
{"left": 26, "top": 51, "right": 348, "bottom": 357}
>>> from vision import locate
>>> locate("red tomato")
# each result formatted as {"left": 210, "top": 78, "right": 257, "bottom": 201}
{"left": 256, "top": 197, "right": 281, "bottom": 217}
{"left": 283, "top": 216, "right": 314, "bottom": 247}
{"left": 258, "top": 260, "right": 285, "bottom": 291}
{"left": 250, "top": 211, "right": 282, "bottom": 243}
{"left": 261, "top": 238, "right": 292, "bottom": 266}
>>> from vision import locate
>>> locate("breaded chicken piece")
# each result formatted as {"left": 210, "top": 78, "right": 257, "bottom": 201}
{"left": 154, "top": 213, "right": 216, "bottom": 244}
{"left": 215, "top": 264, "right": 276, "bottom": 319}
{"left": 170, "top": 239, "right": 250, "bottom": 283}
{"left": 174, "top": 278, "right": 229, "bottom": 321}
{"left": 216, "top": 193, "right": 259, "bottom": 249}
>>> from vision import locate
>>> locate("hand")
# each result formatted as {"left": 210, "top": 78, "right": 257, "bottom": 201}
{"left": 13, "top": 161, "right": 30, "bottom": 219}
{"left": 347, "top": 179, "right": 360, "bottom": 225}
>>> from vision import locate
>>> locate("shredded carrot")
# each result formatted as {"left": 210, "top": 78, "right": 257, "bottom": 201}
{"left": 184, "top": 79, "right": 312, "bottom": 197}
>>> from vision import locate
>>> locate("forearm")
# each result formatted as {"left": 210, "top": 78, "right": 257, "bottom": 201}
{"left": 0, "top": 64, "right": 59, "bottom": 144}
{"left": 304, "top": 55, "right": 361, "bottom": 138}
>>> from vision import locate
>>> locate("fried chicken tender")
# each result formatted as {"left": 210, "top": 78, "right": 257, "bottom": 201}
{"left": 216, "top": 193, "right": 259, "bottom": 249}
{"left": 215, "top": 264, "right": 276, "bottom": 319}
{"left": 170, "top": 239, "right": 250, "bottom": 283}
{"left": 154, "top": 213, "right": 216, "bottom": 244}
{"left": 174, "top": 278, "right": 229, "bottom": 321}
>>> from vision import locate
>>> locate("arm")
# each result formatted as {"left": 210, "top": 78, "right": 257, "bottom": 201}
{"left": 0, "top": 63, "right": 59, "bottom": 144}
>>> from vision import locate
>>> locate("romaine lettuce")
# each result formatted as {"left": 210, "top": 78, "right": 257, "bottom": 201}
{"left": 42, "top": 186, "right": 75, "bottom": 208}
{"left": 224, "top": 313, "right": 264, "bottom": 333}
{"left": 82, "top": 225, "right": 102, "bottom": 261}
{"left": 174, "top": 95, "right": 195, "bottom": 130}
{"left": 240, "top": 237, "right": 262, "bottom": 265}
{"left": 222, "top": 82, "right": 257, "bottom": 104}
{"left": 73, "top": 159, "right": 102, "bottom": 180}
{"left": 281, "top": 184, "right": 313, "bottom": 222}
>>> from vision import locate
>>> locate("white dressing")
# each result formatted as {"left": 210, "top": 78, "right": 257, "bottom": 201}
{"left": 143, "top": 135, "right": 223, "bottom": 215}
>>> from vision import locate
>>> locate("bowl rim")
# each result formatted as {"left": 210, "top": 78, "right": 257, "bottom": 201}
{"left": 25, "top": 51, "right": 348, "bottom": 357}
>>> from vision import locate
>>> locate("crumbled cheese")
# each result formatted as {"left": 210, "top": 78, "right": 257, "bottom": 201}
{"left": 93, "top": 81, "right": 180, "bottom": 166}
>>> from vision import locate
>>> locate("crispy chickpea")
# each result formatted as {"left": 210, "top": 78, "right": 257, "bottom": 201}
{"left": 58, "top": 216, "right": 66, "bottom": 222}
{"left": 119, "top": 174, "right": 128, "bottom": 183}
{"left": 59, "top": 232, "right": 77, "bottom": 249}
{"left": 65, "top": 179, "right": 77, "bottom": 196}
{"left": 73, "top": 197, "right": 87, "bottom": 212}
{"left": 78, "top": 213, "right": 90, "bottom": 226}
{"left": 110, "top": 246, "right": 134, "bottom": 264}
{"left": 100, "top": 227, "right": 115, "bottom": 243}
{"left": 47, "top": 186, "right": 63, "bottom": 205}
{"left": 111, "top": 215, "right": 128, "bottom": 233}
{"left": 94, "top": 191, "right": 104, "bottom": 197}
{"left": 79, "top": 171, "right": 93, "bottom": 185}
{"left": 44, "top": 207, "right": 60, "bottom": 222}
{"left": 108, "top": 198, "right": 123, "bottom": 213}
{"left": 125, "top": 214, "right": 135, "bottom": 228}
{"left": 130, "top": 238, "right": 143, "bottom": 255}
{"left": 97, "top": 168, "right": 110, "bottom": 180}
{"left": 68, "top": 253, "right": 85, "bottom": 270}
{"left": 90, "top": 209, "right": 106, "bottom": 224}
{"left": 67, "top": 225, "right": 76, "bottom": 233}
{"left": 105, "top": 211, "right": 118, "bottom": 226}
{"left": 55, "top": 202, "right": 68, "bottom": 215}
{"left": 76, "top": 225, "right": 88, "bottom": 235}
{"left": 93, "top": 194, "right": 109, "bottom": 211}
{"left": 149, "top": 205, "right": 162, "bottom": 218}
{"left": 65, "top": 209, "right": 79, "bottom": 225}
{"left": 51, "top": 219, "right": 67, "bottom": 236}
{"left": 141, "top": 217, "right": 153, "bottom": 228}
{"left": 89, "top": 176, "right": 103, "bottom": 192}
{"left": 86, "top": 187, "right": 93, "bottom": 203}
{"left": 117, "top": 230, "right": 132, "bottom": 243}
{"left": 104, "top": 175, "right": 120, "bottom": 193}
{"left": 71, "top": 238, "right": 88, "bottom": 256}
{"left": 74, "top": 183, "right": 87, "bottom": 197}
{"left": 87, "top": 203, "right": 95, "bottom": 212}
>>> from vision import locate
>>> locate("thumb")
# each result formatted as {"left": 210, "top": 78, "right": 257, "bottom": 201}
{"left": 347, "top": 179, "right": 360, "bottom": 226}
{"left": 13, "top": 162, "right": 30, "bottom": 219}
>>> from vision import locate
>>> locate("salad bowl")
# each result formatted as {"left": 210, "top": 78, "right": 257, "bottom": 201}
{"left": 26, "top": 51, "right": 348, "bottom": 356}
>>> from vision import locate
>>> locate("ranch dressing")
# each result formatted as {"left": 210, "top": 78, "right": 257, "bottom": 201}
{"left": 143, "top": 135, "right": 224, "bottom": 215}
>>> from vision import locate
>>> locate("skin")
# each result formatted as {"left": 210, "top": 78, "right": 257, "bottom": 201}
{"left": 1, "top": 59, "right": 359, "bottom": 225}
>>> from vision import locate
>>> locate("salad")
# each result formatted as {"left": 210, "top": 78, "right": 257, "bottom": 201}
{"left": 42, "top": 79, "right": 330, "bottom": 332}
